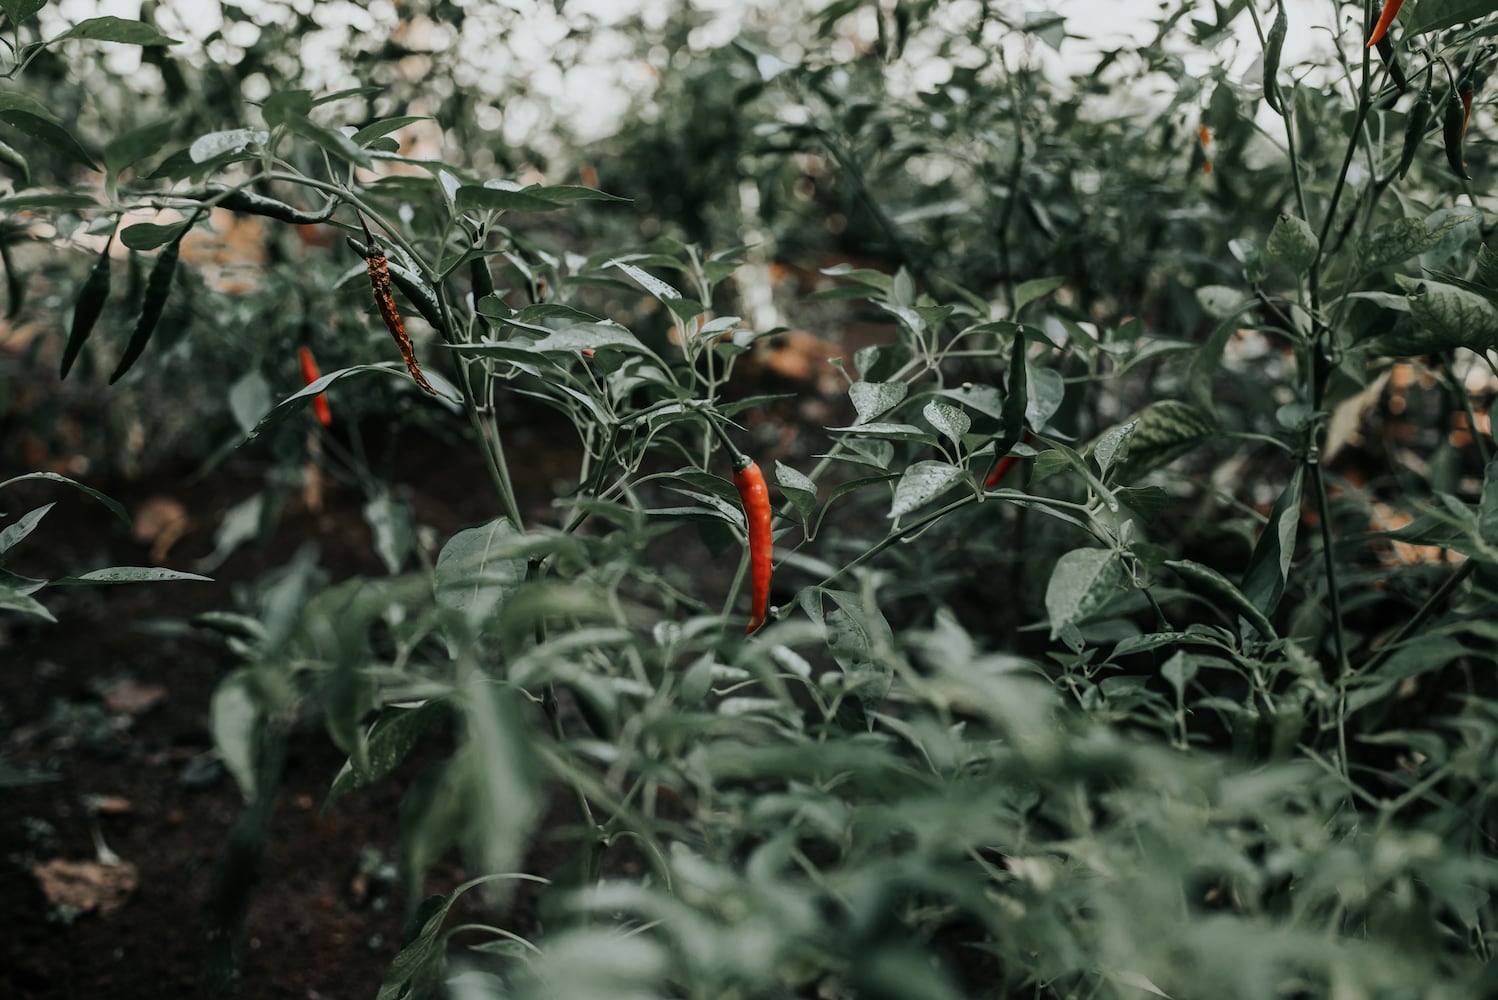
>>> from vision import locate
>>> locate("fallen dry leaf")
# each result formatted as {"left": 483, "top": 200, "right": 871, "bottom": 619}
{"left": 31, "top": 858, "right": 138, "bottom": 916}
{"left": 100, "top": 679, "right": 167, "bottom": 716}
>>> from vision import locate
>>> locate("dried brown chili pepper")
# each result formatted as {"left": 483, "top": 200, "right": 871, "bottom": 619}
{"left": 354, "top": 214, "right": 436, "bottom": 394}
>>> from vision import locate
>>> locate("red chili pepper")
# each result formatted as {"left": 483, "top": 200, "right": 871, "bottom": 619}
{"left": 985, "top": 431, "right": 1032, "bottom": 487}
{"left": 1366, "top": 0, "right": 1404, "bottom": 48}
{"left": 298, "top": 346, "right": 333, "bottom": 426}
{"left": 732, "top": 457, "right": 773, "bottom": 633}
{"left": 1198, "top": 124, "right": 1213, "bottom": 175}
{"left": 1461, "top": 87, "right": 1474, "bottom": 138}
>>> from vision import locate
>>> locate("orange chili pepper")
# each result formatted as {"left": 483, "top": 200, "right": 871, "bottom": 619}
{"left": 1198, "top": 124, "right": 1213, "bottom": 175}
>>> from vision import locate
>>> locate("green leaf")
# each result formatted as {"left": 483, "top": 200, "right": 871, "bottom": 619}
{"left": 0, "top": 1, "right": 47, "bottom": 27}
{"left": 0, "top": 92, "right": 56, "bottom": 124}
{"left": 211, "top": 672, "right": 262, "bottom": 802}
{"left": 1406, "top": 279, "right": 1498, "bottom": 352}
{"left": 1093, "top": 419, "right": 1138, "bottom": 477}
{"left": 1025, "top": 366, "right": 1065, "bottom": 429}
{"left": 923, "top": 400, "right": 970, "bottom": 447}
{"left": 1359, "top": 209, "right": 1482, "bottom": 274}
{"left": 281, "top": 112, "right": 371, "bottom": 168}
{"left": 119, "top": 221, "right": 184, "bottom": 251}
{"left": 0, "top": 110, "right": 98, "bottom": 170}
{"left": 774, "top": 461, "right": 817, "bottom": 521}
{"left": 1241, "top": 464, "right": 1304, "bottom": 618}
{"left": 261, "top": 89, "right": 313, "bottom": 127}
{"left": 1045, "top": 547, "right": 1124, "bottom": 639}
{"left": 0, "top": 503, "right": 52, "bottom": 556}
{"left": 326, "top": 700, "right": 447, "bottom": 810}
{"left": 189, "top": 128, "right": 268, "bottom": 163}
{"left": 1013, "top": 275, "right": 1064, "bottom": 312}
{"left": 0, "top": 582, "right": 54, "bottom": 621}
{"left": 1108, "top": 400, "right": 1215, "bottom": 483}
{"left": 533, "top": 184, "right": 630, "bottom": 203}
{"left": 849, "top": 380, "right": 907, "bottom": 424}
{"left": 377, "top": 883, "right": 460, "bottom": 1000}
{"left": 1475, "top": 242, "right": 1498, "bottom": 288}
{"left": 0, "top": 472, "right": 129, "bottom": 525}
{"left": 103, "top": 118, "right": 173, "bottom": 196}
{"left": 610, "top": 258, "right": 683, "bottom": 301}
{"left": 454, "top": 184, "right": 564, "bottom": 213}
{"left": 51, "top": 566, "right": 212, "bottom": 584}
{"left": 889, "top": 461, "right": 964, "bottom": 518}
{"left": 228, "top": 372, "right": 272, "bottom": 437}
{"left": 1406, "top": 0, "right": 1495, "bottom": 36}
{"left": 250, "top": 363, "right": 461, "bottom": 439}
{"left": 434, "top": 519, "right": 527, "bottom": 637}
{"left": 52, "top": 16, "right": 179, "bottom": 46}
{"left": 364, "top": 492, "right": 413, "bottom": 575}
{"left": 351, "top": 115, "right": 430, "bottom": 145}
{"left": 458, "top": 676, "right": 541, "bottom": 894}
{"left": 824, "top": 590, "right": 895, "bottom": 722}
{"left": 1263, "top": 213, "right": 1319, "bottom": 275}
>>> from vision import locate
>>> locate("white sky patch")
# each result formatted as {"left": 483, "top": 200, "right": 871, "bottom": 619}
{"left": 41, "top": 0, "right": 1361, "bottom": 166}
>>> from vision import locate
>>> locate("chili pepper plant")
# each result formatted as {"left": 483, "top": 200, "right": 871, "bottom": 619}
{"left": 6, "top": 1, "right": 1498, "bottom": 998}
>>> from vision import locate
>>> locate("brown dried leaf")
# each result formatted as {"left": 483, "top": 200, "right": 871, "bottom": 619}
{"left": 31, "top": 858, "right": 138, "bottom": 916}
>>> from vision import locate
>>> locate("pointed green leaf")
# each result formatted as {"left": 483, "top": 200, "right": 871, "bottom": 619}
{"left": 0, "top": 110, "right": 98, "bottom": 169}
{"left": 189, "top": 128, "right": 268, "bottom": 163}
{"left": 0, "top": 472, "right": 129, "bottom": 525}
{"left": 1014, "top": 275, "right": 1064, "bottom": 312}
{"left": 1045, "top": 547, "right": 1124, "bottom": 638}
{"left": 1264, "top": 214, "right": 1319, "bottom": 275}
{"left": 53, "top": 16, "right": 179, "bottom": 46}
{"left": 889, "top": 460, "right": 965, "bottom": 518}
{"left": 849, "top": 381, "right": 907, "bottom": 424}
{"left": 455, "top": 184, "right": 563, "bottom": 213}
{"left": 434, "top": 519, "right": 527, "bottom": 635}
{"left": 1109, "top": 400, "right": 1215, "bottom": 483}
{"left": 0, "top": 503, "right": 53, "bottom": 556}
{"left": 923, "top": 400, "right": 970, "bottom": 447}
{"left": 774, "top": 461, "right": 817, "bottom": 521}
{"left": 1241, "top": 465, "right": 1304, "bottom": 616}
{"left": 0, "top": 583, "right": 54, "bottom": 621}
{"left": 825, "top": 590, "right": 895, "bottom": 721}
{"left": 282, "top": 112, "right": 371, "bottom": 168}
{"left": 211, "top": 673, "right": 262, "bottom": 801}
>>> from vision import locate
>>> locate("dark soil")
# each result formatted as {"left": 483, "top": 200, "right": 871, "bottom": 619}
{"left": 0, "top": 417, "right": 587, "bottom": 1000}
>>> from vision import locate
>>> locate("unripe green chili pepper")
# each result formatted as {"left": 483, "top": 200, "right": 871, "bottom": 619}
{"left": 1444, "top": 87, "right": 1471, "bottom": 180}
{"left": 61, "top": 231, "right": 113, "bottom": 378}
{"left": 109, "top": 210, "right": 200, "bottom": 384}
{"left": 469, "top": 251, "right": 495, "bottom": 335}
{"left": 1396, "top": 70, "right": 1433, "bottom": 179}
{"left": 1263, "top": 1, "right": 1288, "bottom": 115}
{"left": 1372, "top": 4, "right": 1407, "bottom": 91}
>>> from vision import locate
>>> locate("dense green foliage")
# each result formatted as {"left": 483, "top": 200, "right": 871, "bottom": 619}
{"left": 5, "top": 1, "right": 1498, "bottom": 997}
